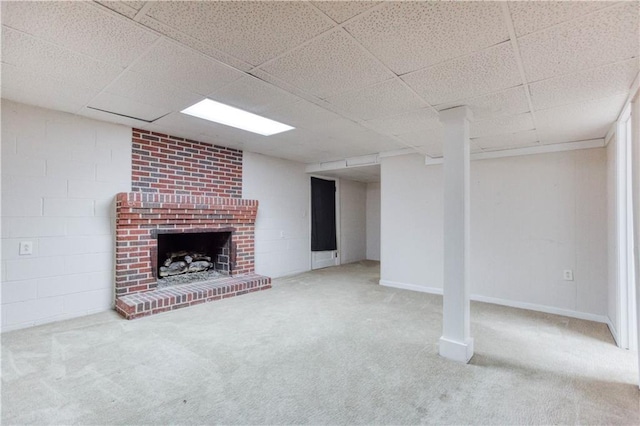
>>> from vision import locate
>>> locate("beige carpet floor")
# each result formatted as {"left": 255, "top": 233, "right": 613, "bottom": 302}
{"left": 2, "top": 261, "right": 638, "bottom": 425}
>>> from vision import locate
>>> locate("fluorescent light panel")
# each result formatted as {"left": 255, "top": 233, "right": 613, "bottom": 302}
{"left": 181, "top": 99, "right": 294, "bottom": 136}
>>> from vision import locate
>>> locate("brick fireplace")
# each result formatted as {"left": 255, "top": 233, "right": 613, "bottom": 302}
{"left": 114, "top": 129, "right": 271, "bottom": 319}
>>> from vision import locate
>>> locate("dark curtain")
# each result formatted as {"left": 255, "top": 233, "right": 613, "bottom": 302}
{"left": 311, "top": 177, "right": 337, "bottom": 251}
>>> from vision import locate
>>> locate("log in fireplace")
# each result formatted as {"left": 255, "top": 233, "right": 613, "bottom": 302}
{"left": 153, "top": 229, "right": 234, "bottom": 279}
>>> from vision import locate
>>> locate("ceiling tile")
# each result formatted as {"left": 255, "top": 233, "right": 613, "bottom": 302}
{"left": 397, "top": 133, "right": 482, "bottom": 158}
{"left": 249, "top": 68, "right": 321, "bottom": 103}
{"left": 88, "top": 93, "right": 170, "bottom": 122}
{"left": 1, "top": 1, "right": 157, "bottom": 68}
{"left": 312, "top": 1, "right": 380, "bottom": 24}
{"left": 396, "top": 127, "right": 444, "bottom": 154}
{"left": 1, "top": 63, "right": 97, "bottom": 114}
{"left": 268, "top": 128, "right": 328, "bottom": 147}
{"left": 122, "top": 1, "right": 145, "bottom": 10}
{"left": 470, "top": 113, "right": 535, "bottom": 139}
{"left": 79, "top": 106, "right": 156, "bottom": 129}
{"left": 321, "top": 120, "right": 394, "bottom": 148}
{"left": 402, "top": 42, "right": 521, "bottom": 105}
{"left": 1, "top": 26, "right": 122, "bottom": 92}
{"left": 104, "top": 71, "right": 202, "bottom": 112}
{"left": 535, "top": 94, "right": 627, "bottom": 144}
{"left": 137, "top": 15, "right": 253, "bottom": 72}
{"left": 344, "top": 1, "right": 508, "bottom": 74}
{"left": 151, "top": 112, "right": 251, "bottom": 145}
{"left": 129, "top": 38, "right": 244, "bottom": 96}
{"left": 364, "top": 108, "right": 440, "bottom": 136}
{"left": 436, "top": 86, "right": 530, "bottom": 120}
{"left": 529, "top": 58, "right": 639, "bottom": 111}
{"left": 518, "top": 2, "right": 639, "bottom": 82}
{"left": 324, "top": 79, "right": 426, "bottom": 121}
{"left": 208, "top": 75, "right": 301, "bottom": 114}
{"left": 270, "top": 147, "right": 334, "bottom": 164}
{"left": 261, "top": 30, "right": 394, "bottom": 99}
{"left": 472, "top": 130, "right": 539, "bottom": 150}
{"left": 508, "top": 1, "right": 612, "bottom": 37}
{"left": 197, "top": 124, "right": 267, "bottom": 150}
{"left": 345, "top": 130, "right": 406, "bottom": 154}
{"left": 145, "top": 1, "right": 333, "bottom": 66}
{"left": 94, "top": 1, "right": 141, "bottom": 19}
{"left": 262, "top": 99, "right": 344, "bottom": 132}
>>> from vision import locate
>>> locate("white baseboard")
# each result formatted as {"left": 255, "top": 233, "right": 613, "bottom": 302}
{"left": 606, "top": 316, "right": 620, "bottom": 346}
{"left": 379, "top": 279, "right": 608, "bottom": 324}
{"left": 470, "top": 294, "right": 608, "bottom": 324}
{"left": 380, "top": 279, "right": 443, "bottom": 295}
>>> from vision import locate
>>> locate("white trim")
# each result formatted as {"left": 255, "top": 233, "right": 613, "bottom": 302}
{"left": 305, "top": 160, "right": 347, "bottom": 174}
{"left": 425, "top": 156, "right": 444, "bottom": 166}
{"left": 379, "top": 279, "right": 443, "bottom": 295}
{"left": 605, "top": 130, "right": 616, "bottom": 147}
{"left": 305, "top": 149, "right": 413, "bottom": 174}
{"left": 472, "top": 139, "right": 604, "bottom": 161}
{"left": 470, "top": 294, "right": 608, "bottom": 324}
{"left": 307, "top": 139, "right": 606, "bottom": 174}
{"left": 439, "top": 336, "right": 474, "bottom": 363}
{"left": 607, "top": 315, "right": 620, "bottom": 346}
{"left": 424, "top": 139, "right": 605, "bottom": 166}
{"left": 380, "top": 280, "right": 609, "bottom": 324}
{"left": 615, "top": 110, "right": 633, "bottom": 349}
{"left": 378, "top": 148, "right": 416, "bottom": 159}
{"left": 605, "top": 70, "right": 640, "bottom": 144}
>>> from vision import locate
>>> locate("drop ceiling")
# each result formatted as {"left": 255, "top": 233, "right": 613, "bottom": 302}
{"left": 1, "top": 1, "right": 638, "bottom": 167}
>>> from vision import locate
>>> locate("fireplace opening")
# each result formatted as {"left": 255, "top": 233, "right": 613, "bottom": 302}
{"left": 154, "top": 230, "right": 233, "bottom": 287}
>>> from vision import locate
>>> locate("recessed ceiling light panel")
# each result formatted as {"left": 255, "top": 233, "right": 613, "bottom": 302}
{"left": 181, "top": 99, "right": 294, "bottom": 136}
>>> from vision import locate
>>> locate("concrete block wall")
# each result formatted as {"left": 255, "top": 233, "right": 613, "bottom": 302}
{"left": 242, "top": 152, "right": 311, "bottom": 278}
{"left": 1, "top": 100, "right": 132, "bottom": 331}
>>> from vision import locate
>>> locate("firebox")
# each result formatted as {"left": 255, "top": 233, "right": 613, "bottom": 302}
{"left": 151, "top": 228, "right": 235, "bottom": 280}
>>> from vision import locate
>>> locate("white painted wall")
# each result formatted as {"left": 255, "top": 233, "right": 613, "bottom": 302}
{"left": 1, "top": 100, "right": 131, "bottom": 332}
{"left": 381, "top": 154, "right": 443, "bottom": 291}
{"left": 340, "top": 179, "right": 367, "bottom": 264}
{"left": 381, "top": 149, "right": 608, "bottom": 320}
{"left": 242, "top": 152, "right": 310, "bottom": 278}
{"left": 366, "top": 182, "right": 381, "bottom": 261}
{"left": 607, "top": 133, "right": 620, "bottom": 341}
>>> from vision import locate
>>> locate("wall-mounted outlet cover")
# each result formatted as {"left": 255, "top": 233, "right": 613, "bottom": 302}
{"left": 563, "top": 269, "right": 574, "bottom": 281}
{"left": 19, "top": 241, "right": 33, "bottom": 256}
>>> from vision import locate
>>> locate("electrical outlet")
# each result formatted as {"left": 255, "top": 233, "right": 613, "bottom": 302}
{"left": 19, "top": 241, "right": 33, "bottom": 256}
{"left": 280, "top": 231, "right": 285, "bottom": 239}
{"left": 563, "top": 269, "right": 574, "bottom": 281}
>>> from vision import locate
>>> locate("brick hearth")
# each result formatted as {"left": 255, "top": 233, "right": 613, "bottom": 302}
{"left": 115, "top": 274, "right": 271, "bottom": 319}
{"left": 115, "top": 192, "right": 270, "bottom": 319}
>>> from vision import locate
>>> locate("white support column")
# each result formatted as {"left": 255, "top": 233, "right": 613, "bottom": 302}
{"left": 438, "top": 106, "right": 474, "bottom": 363}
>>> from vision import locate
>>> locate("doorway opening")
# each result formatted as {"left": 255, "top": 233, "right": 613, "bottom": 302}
{"left": 311, "top": 176, "right": 339, "bottom": 269}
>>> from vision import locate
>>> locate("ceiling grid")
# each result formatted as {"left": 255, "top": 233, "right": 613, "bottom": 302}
{"left": 0, "top": 0, "right": 637, "bottom": 173}
{"left": 500, "top": 2, "right": 541, "bottom": 148}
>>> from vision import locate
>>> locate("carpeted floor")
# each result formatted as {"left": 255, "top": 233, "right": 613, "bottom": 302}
{"left": 2, "top": 261, "right": 638, "bottom": 425}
